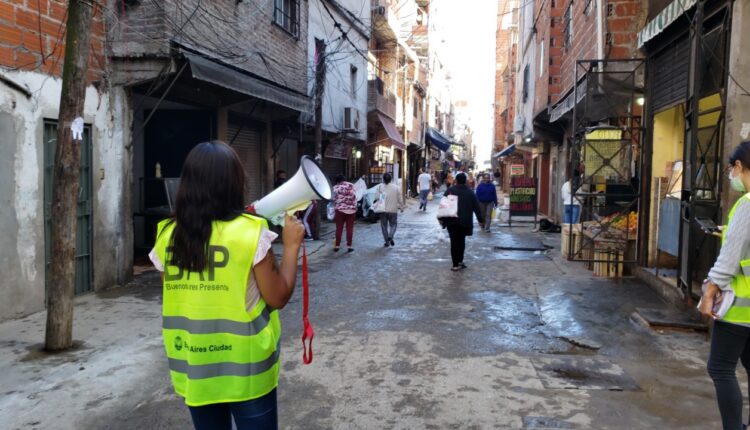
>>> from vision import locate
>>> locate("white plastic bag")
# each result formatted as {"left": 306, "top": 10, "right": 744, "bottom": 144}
{"left": 353, "top": 178, "right": 367, "bottom": 202}
{"left": 437, "top": 230, "right": 449, "bottom": 243}
{"left": 437, "top": 195, "right": 458, "bottom": 219}
{"left": 326, "top": 202, "right": 335, "bottom": 221}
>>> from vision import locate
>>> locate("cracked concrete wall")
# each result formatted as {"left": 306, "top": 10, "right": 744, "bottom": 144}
{"left": 0, "top": 70, "right": 132, "bottom": 322}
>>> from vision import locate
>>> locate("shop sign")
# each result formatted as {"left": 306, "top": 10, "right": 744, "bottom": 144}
{"left": 510, "top": 177, "right": 537, "bottom": 216}
{"left": 510, "top": 164, "right": 525, "bottom": 176}
{"left": 324, "top": 140, "right": 352, "bottom": 160}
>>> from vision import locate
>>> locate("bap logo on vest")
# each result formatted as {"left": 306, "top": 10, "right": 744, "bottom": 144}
{"left": 246, "top": 156, "right": 331, "bottom": 365}
{"left": 174, "top": 336, "right": 183, "bottom": 351}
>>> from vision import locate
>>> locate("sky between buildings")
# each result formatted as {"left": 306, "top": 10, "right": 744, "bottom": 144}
{"left": 440, "top": 0, "right": 499, "bottom": 167}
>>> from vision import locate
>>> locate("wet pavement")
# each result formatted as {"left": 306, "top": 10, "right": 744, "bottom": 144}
{"left": 0, "top": 199, "right": 739, "bottom": 429}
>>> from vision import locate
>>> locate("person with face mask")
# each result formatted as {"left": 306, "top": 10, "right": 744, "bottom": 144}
{"left": 699, "top": 140, "right": 750, "bottom": 430}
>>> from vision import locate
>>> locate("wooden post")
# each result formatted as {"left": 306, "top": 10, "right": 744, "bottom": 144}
{"left": 45, "top": 0, "right": 95, "bottom": 351}
{"left": 313, "top": 38, "right": 326, "bottom": 240}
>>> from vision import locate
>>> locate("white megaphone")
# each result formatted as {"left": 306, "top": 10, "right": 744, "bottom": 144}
{"left": 249, "top": 156, "right": 332, "bottom": 220}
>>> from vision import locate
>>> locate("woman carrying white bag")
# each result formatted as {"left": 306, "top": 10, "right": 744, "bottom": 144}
{"left": 438, "top": 173, "right": 484, "bottom": 271}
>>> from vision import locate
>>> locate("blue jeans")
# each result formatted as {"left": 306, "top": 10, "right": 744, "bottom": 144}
{"left": 188, "top": 388, "right": 277, "bottom": 430}
{"left": 419, "top": 189, "right": 430, "bottom": 207}
{"left": 563, "top": 204, "right": 581, "bottom": 224}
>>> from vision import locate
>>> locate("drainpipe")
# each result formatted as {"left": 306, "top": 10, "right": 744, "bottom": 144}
{"left": 596, "top": 0, "right": 605, "bottom": 61}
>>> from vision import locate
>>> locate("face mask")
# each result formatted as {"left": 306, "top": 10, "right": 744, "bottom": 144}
{"left": 729, "top": 169, "right": 746, "bottom": 193}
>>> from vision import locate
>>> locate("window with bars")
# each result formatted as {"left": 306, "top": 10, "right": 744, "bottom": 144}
{"left": 563, "top": 3, "right": 572, "bottom": 51}
{"left": 274, "top": 0, "right": 300, "bottom": 38}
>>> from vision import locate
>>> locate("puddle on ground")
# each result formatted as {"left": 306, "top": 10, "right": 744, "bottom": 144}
{"left": 532, "top": 356, "right": 639, "bottom": 391}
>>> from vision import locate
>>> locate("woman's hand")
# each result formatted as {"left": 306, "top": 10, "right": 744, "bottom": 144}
{"left": 699, "top": 281, "right": 720, "bottom": 319}
{"left": 254, "top": 215, "right": 305, "bottom": 310}
{"left": 282, "top": 214, "right": 305, "bottom": 248}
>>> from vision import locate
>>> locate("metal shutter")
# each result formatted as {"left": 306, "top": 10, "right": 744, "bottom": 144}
{"left": 651, "top": 36, "right": 690, "bottom": 113}
{"left": 227, "top": 124, "right": 263, "bottom": 204}
{"left": 322, "top": 157, "right": 346, "bottom": 183}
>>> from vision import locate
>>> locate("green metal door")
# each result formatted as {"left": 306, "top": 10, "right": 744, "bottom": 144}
{"left": 44, "top": 120, "right": 92, "bottom": 295}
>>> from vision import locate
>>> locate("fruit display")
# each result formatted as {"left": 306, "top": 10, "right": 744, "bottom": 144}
{"left": 602, "top": 212, "right": 638, "bottom": 238}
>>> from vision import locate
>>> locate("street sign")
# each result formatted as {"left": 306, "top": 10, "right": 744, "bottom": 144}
{"left": 510, "top": 164, "right": 525, "bottom": 176}
{"left": 509, "top": 177, "right": 537, "bottom": 217}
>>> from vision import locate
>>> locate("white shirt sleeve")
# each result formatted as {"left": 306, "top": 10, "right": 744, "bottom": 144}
{"left": 148, "top": 226, "right": 278, "bottom": 272}
{"left": 708, "top": 199, "right": 750, "bottom": 290}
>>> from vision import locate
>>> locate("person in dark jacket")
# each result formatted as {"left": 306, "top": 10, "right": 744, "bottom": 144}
{"left": 444, "top": 173, "right": 484, "bottom": 271}
{"left": 475, "top": 173, "right": 498, "bottom": 232}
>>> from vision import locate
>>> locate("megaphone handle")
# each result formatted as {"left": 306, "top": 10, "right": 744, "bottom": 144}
{"left": 301, "top": 244, "right": 314, "bottom": 364}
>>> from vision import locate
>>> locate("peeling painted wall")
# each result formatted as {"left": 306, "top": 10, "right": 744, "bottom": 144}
{"left": 0, "top": 70, "right": 132, "bottom": 321}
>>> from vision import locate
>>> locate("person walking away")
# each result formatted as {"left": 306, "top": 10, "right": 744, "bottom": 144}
{"left": 699, "top": 141, "right": 750, "bottom": 430}
{"left": 443, "top": 173, "right": 484, "bottom": 271}
{"left": 149, "top": 141, "right": 305, "bottom": 430}
{"left": 561, "top": 169, "right": 583, "bottom": 224}
{"left": 417, "top": 168, "right": 432, "bottom": 211}
{"left": 378, "top": 173, "right": 404, "bottom": 247}
{"left": 475, "top": 173, "right": 498, "bottom": 232}
{"left": 332, "top": 174, "right": 357, "bottom": 252}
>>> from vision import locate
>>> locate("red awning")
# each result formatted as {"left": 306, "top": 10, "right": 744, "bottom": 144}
{"left": 376, "top": 113, "right": 406, "bottom": 150}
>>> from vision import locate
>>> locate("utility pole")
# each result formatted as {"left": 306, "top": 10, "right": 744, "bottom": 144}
{"left": 313, "top": 38, "right": 326, "bottom": 240}
{"left": 45, "top": 0, "right": 95, "bottom": 351}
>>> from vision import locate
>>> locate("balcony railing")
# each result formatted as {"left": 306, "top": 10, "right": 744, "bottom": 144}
{"left": 368, "top": 78, "right": 397, "bottom": 120}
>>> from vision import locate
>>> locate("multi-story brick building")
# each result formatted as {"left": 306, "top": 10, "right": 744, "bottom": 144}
{"left": 0, "top": 1, "right": 131, "bottom": 320}
{"left": 513, "top": 0, "right": 645, "bottom": 224}
{"left": 109, "top": 0, "right": 312, "bottom": 256}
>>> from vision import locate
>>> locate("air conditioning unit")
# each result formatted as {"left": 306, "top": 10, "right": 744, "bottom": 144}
{"left": 343, "top": 107, "right": 360, "bottom": 131}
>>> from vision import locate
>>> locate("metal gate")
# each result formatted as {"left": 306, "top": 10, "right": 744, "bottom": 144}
{"left": 564, "top": 59, "right": 645, "bottom": 274}
{"left": 678, "top": 3, "right": 731, "bottom": 300}
{"left": 44, "top": 120, "right": 92, "bottom": 295}
{"left": 228, "top": 123, "right": 263, "bottom": 204}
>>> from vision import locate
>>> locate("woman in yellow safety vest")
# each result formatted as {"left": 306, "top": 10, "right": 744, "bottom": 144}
{"left": 149, "top": 141, "right": 305, "bottom": 429}
{"left": 700, "top": 140, "right": 750, "bottom": 430}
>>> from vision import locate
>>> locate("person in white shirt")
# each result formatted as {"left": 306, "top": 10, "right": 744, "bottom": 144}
{"left": 417, "top": 168, "right": 432, "bottom": 212}
{"left": 561, "top": 169, "right": 583, "bottom": 224}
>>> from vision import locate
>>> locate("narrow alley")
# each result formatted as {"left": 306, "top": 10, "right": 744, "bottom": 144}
{"left": 0, "top": 202, "right": 728, "bottom": 429}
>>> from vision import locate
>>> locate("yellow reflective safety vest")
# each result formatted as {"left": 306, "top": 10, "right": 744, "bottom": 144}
{"left": 720, "top": 192, "right": 750, "bottom": 324}
{"left": 154, "top": 214, "right": 280, "bottom": 407}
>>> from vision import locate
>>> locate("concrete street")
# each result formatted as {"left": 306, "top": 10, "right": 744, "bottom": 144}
{"left": 0, "top": 200, "right": 737, "bottom": 429}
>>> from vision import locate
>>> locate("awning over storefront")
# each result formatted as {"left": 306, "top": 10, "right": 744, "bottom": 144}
{"left": 494, "top": 143, "right": 516, "bottom": 158}
{"left": 376, "top": 113, "right": 406, "bottom": 150}
{"left": 184, "top": 51, "right": 312, "bottom": 113}
{"left": 425, "top": 127, "right": 453, "bottom": 152}
{"left": 549, "top": 77, "right": 587, "bottom": 123}
{"left": 637, "top": 0, "right": 697, "bottom": 47}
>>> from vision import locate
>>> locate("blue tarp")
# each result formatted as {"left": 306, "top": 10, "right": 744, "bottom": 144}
{"left": 494, "top": 143, "right": 516, "bottom": 158}
{"left": 425, "top": 127, "right": 453, "bottom": 152}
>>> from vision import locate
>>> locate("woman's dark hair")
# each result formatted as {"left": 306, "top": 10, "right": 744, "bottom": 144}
{"left": 383, "top": 173, "right": 392, "bottom": 184}
{"left": 170, "top": 141, "right": 245, "bottom": 272}
{"left": 456, "top": 173, "right": 467, "bottom": 184}
{"left": 729, "top": 140, "right": 750, "bottom": 169}
{"left": 335, "top": 174, "right": 345, "bottom": 184}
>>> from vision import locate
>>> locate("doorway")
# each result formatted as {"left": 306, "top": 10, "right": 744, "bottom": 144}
{"left": 44, "top": 120, "right": 93, "bottom": 295}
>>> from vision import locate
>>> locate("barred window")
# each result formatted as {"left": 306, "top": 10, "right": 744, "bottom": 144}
{"left": 274, "top": 0, "right": 300, "bottom": 38}
{"left": 563, "top": 3, "right": 573, "bottom": 51}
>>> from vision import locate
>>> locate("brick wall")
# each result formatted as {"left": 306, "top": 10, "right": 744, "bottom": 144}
{"left": 0, "top": 0, "right": 106, "bottom": 82}
{"left": 558, "top": 0, "right": 598, "bottom": 96}
{"left": 533, "top": 0, "right": 549, "bottom": 116}
{"left": 606, "top": 0, "right": 643, "bottom": 59}
{"left": 556, "top": 0, "right": 642, "bottom": 98}
{"left": 109, "top": 0, "right": 309, "bottom": 94}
